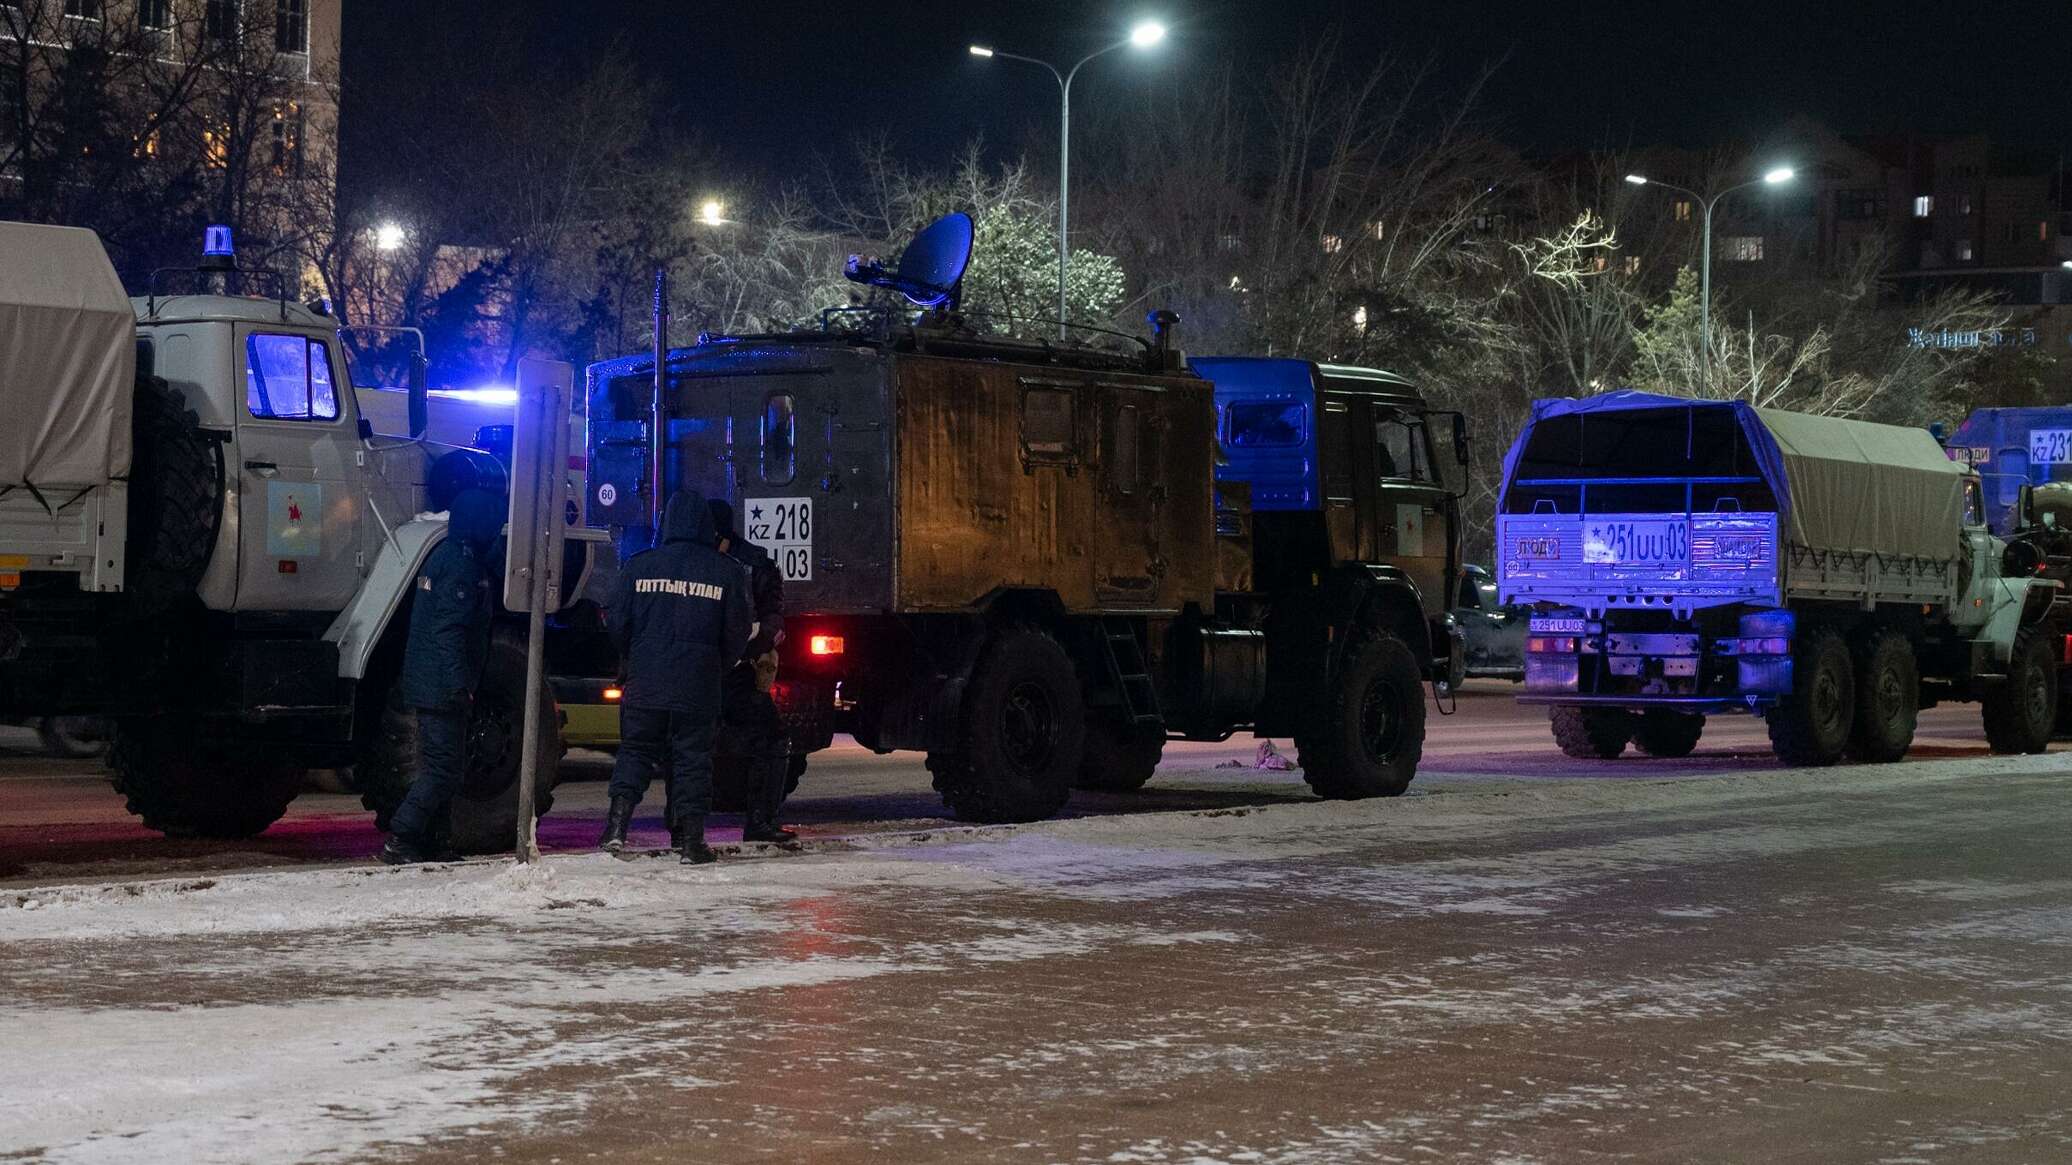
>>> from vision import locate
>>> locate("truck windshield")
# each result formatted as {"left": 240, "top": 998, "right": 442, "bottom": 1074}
{"left": 1376, "top": 412, "right": 1432, "bottom": 482}
{"left": 1226, "top": 402, "right": 1305, "bottom": 447}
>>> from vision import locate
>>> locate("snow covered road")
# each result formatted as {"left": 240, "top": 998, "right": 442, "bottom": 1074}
{"left": 5, "top": 754, "right": 2072, "bottom": 1162}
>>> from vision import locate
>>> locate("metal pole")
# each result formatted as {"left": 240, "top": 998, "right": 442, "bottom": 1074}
{"left": 513, "top": 406, "right": 555, "bottom": 865}
{"left": 1699, "top": 197, "right": 1714, "bottom": 392}
{"left": 650, "top": 267, "right": 668, "bottom": 544}
{"left": 1057, "top": 76, "right": 1071, "bottom": 341}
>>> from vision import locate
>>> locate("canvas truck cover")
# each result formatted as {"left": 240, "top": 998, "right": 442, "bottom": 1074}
{"left": 0, "top": 221, "right": 135, "bottom": 490}
{"left": 1501, "top": 391, "right": 1967, "bottom": 562}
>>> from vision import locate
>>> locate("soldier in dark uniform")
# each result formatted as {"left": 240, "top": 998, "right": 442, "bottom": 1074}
{"left": 599, "top": 489, "right": 752, "bottom": 864}
{"left": 709, "top": 497, "right": 798, "bottom": 844}
{"left": 382, "top": 487, "right": 502, "bottom": 865}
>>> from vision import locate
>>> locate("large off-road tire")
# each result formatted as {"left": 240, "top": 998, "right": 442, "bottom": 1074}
{"left": 355, "top": 629, "right": 562, "bottom": 853}
{"left": 107, "top": 717, "right": 301, "bottom": 838}
{"left": 930, "top": 628, "right": 1085, "bottom": 823}
{"left": 39, "top": 716, "right": 108, "bottom": 759}
{"left": 1849, "top": 629, "right": 1919, "bottom": 763}
{"left": 1982, "top": 625, "right": 2057, "bottom": 756}
{"left": 1767, "top": 626, "right": 1855, "bottom": 767}
{"left": 126, "top": 376, "right": 225, "bottom": 609}
{"left": 1550, "top": 706, "right": 1633, "bottom": 759}
{"left": 1295, "top": 631, "right": 1425, "bottom": 799}
{"left": 1631, "top": 710, "right": 1705, "bottom": 758}
{"left": 1073, "top": 714, "right": 1164, "bottom": 792}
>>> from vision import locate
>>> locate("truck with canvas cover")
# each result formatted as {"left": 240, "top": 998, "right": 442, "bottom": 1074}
{"left": 584, "top": 213, "right": 1469, "bottom": 823}
{"left": 0, "top": 221, "right": 606, "bottom": 851}
{"left": 1497, "top": 391, "right": 2060, "bottom": 765}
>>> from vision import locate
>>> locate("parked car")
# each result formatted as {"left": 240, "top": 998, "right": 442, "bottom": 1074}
{"left": 1454, "top": 564, "right": 1524, "bottom": 680}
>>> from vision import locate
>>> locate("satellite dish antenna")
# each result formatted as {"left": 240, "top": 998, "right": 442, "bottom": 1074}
{"left": 844, "top": 211, "right": 974, "bottom": 311}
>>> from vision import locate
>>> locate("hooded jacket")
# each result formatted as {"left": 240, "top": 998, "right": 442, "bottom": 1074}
{"left": 609, "top": 489, "right": 753, "bottom": 714}
{"left": 398, "top": 488, "right": 501, "bottom": 710}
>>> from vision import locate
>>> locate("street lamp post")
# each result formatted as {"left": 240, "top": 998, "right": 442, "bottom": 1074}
{"left": 970, "top": 20, "right": 1167, "bottom": 340}
{"left": 1625, "top": 166, "right": 1795, "bottom": 389}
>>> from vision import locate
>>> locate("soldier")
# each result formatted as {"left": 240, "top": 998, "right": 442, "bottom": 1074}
{"left": 599, "top": 489, "right": 752, "bottom": 864}
{"left": 381, "top": 487, "right": 502, "bottom": 865}
{"left": 709, "top": 497, "right": 798, "bottom": 844}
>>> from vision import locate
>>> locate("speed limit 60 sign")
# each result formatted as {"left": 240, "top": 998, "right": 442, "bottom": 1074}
{"left": 745, "top": 497, "right": 813, "bottom": 581}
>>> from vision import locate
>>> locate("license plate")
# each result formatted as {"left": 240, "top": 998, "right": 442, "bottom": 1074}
{"left": 1530, "top": 617, "right": 1587, "bottom": 634}
{"left": 2032, "top": 429, "right": 2072, "bottom": 465}
{"left": 1515, "top": 536, "right": 1559, "bottom": 559}
{"left": 1583, "top": 519, "right": 1688, "bottom": 565}
{"left": 745, "top": 497, "right": 814, "bottom": 581}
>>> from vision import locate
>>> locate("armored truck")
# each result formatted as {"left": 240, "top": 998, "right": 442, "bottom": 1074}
{"left": 585, "top": 298, "right": 1467, "bottom": 823}
{"left": 1496, "top": 391, "right": 2060, "bottom": 765}
{"left": 0, "top": 222, "right": 600, "bottom": 850}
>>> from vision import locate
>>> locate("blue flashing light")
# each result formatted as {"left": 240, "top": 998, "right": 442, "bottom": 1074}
{"left": 203, "top": 225, "right": 235, "bottom": 258}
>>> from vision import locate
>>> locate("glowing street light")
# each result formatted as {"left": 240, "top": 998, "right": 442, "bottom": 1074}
{"left": 698, "top": 199, "right": 726, "bottom": 227}
{"left": 968, "top": 18, "right": 1170, "bottom": 338}
{"left": 373, "top": 221, "right": 405, "bottom": 252}
{"left": 1624, "top": 164, "right": 1797, "bottom": 388}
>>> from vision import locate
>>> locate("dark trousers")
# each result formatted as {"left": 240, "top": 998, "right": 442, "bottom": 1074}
{"left": 391, "top": 706, "right": 468, "bottom": 843}
{"left": 609, "top": 704, "right": 717, "bottom": 825}
{"left": 722, "top": 665, "right": 790, "bottom": 760}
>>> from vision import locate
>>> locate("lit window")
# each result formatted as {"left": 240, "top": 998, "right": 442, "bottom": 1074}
{"left": 1956, "top": 240, "right": 1974, "bottom": 262}
{"left": 1369, "top": 221, "right": 1385, "bottom": 241}
{"left": 760, "top": 393, "right": 795, "bottom": 485}
{"left": 2042, "top": 220, "right": 2053, "bottom": 242}
{"left": 1622, "top": 255, "right": 1641, "bottom": 276}
{"left": 1321, "top": 234, "right": 1344, "bottom": 254}
{"left": 1958, "top": 195, "right": 1973, "bottom": 215}
{"left": 246, "top": 334, "right": 338, "bottom": 421}
{"left": 275, "top": 0, "right": 307, "bottom": 52}
{"left": 1913, "top": 195, "right": 1933, "bottom": 218}
{"left": 1351, "top": 304, "right": 1368, "bottom": 332}
{"left": 1673, "top": 200, "right": 1692, "bottom": 223}
{"left": 1723, "top": 236, "right": 1764, "bottom": 262}
{"left": 269, "top": 103, "right": 301, "bottom": 175}
{"left": 1218, "top": 233, "right": 1241, "bottom": 252}
{"left": 133, "top": 129, "right": 159, "bottom": 158}
{"left": 1591, "top": 255, "right": 1608, "bottom": 272}
{"left": 203, "top": 126, "right": 229, "bottom": 169}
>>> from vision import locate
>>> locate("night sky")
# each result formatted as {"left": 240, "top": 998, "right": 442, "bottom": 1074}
{"left": 346, "top": 0, "right": 2072, "bottom": 175}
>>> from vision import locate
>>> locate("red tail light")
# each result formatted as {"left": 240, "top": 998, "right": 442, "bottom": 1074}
{"left": 809, "top": 635, "right": 845, "bottom": 656}
{"left": 602, "top": 687, "right": 622, "bottom": 701}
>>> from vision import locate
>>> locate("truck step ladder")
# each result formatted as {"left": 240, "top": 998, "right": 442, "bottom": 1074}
{"left": 1099, "top": 617, "right": 1163, "bottom": 727}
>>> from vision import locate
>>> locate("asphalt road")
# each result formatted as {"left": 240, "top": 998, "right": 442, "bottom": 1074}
{"left": 4, "top": 723, "right": 2070, "bottom": 1161}
{"left": 0, "top": 681, "right": 2041, "bottom": 887}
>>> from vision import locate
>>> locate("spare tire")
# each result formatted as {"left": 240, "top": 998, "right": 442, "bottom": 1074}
{"left": 126, "top": 375, "right": 224, "bottom": 608}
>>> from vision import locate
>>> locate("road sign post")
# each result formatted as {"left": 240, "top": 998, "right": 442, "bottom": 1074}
{"left": 505, "top": 357, "right": 574, "bottom": 864}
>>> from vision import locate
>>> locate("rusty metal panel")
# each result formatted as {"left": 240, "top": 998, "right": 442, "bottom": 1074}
{"left": 892, "top": 355, "right": 1214, "bottom": 614}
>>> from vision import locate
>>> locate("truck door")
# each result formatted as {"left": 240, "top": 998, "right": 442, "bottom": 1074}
{"left": 233, "top": 326, "right": 365, "bottom": 610}
{"left": 1093, "top": 385, "right": 1162, "bottom": 605}
{"left": 731, "top": 382, "right": 819, "bottom": 585}
{"left": 1318, "top": 394, "right": 1372, "bottom": 562}
{"left": 1372, "top": 406, "right": 1451, "bottom": 606}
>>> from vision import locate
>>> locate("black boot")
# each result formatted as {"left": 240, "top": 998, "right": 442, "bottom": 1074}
{"left": 380, "top": 834, "right": 437, "bottom": 865}
{"left": 677, "top": 815, "right": 717, "bottom": 865}
{"left": 599, "top": 795, "right": 636, "bottom": 853}
{"left": 742, "top": 753, "right": 799, "bottom": 844}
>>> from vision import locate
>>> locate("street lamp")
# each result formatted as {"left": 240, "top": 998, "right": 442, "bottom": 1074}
{"left": 969, "top": 19, "right": 1168, "bottom": 338}
{"left": 1625, "top": 165, "right": 1795, "bottom": 389}
{"left": 698, "top": 199, "right": 726, "bottom": 227}
{"left": 373, "top": 221, "right": 405, "bottom": 252}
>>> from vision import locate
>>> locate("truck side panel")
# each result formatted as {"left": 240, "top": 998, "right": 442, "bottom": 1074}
{"left": 891, "top": 355, "right": 1214, "bottom": 614}
{"left": 1499, "top": 511, "right": 1784, "bottom": 611}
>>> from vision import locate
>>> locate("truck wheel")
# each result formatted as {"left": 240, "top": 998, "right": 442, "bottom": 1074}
{"left": 1982, "top": 626, "right": 2057, "bottom": 755}
{"left": 354, "top": 630, "right": 562, "bottom": 853}
{"left": 930, "top": 628, "right": 1085, "bottom": 823}
{"left": 1849, "top": 630, "right": 1918, "bottom": 763}
{"left": 1296, "top": 632, "right": 1425, "bottom": 798}
{"left": 1631, "top": 710, "right": 1704, "bottom": 758}
{"left": 1767, "top": 626, "right": 1855, "bottom": 766}
{"left": 107, "top": 718, "right": 300, "bottom": 838}
{"left": 38, "top": 716, "right": 108, "bottom": 759}
{"left": 126, "top": 376, "right": 225, "bottom": 609}
{"left": 1074, "top": 715, "right": 1164, "bottom": 792}
{"left": 1550, "top": 707, "right": 1633, "bottom": 759}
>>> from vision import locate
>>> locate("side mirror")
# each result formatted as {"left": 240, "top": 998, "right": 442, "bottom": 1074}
{"left": 2018, "top": 482, "right": 2037, "bottom": 529}
{"left": 1452, "top": 413, "right": 1470, "bottom": 466}
{"left": 407, "top": 352, "right": 429, "bottom": 439}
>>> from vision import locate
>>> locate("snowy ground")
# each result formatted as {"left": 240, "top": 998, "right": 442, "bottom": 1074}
{"left": 5, "top": 752, "right": 2072, "bottom": 1163}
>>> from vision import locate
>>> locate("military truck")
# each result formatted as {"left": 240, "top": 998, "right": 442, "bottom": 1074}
{"left": 1496, "top": 391, "right": 2060, "bottom": 765}
{"left": 1944, "top": 406, "right": 2072, "bottom": 535}
{"left": 0, "top": 221, "right": 602, "bottom": 850}
{"left": 581, "top": 214, "right": 1467, "bottom": 822}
